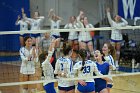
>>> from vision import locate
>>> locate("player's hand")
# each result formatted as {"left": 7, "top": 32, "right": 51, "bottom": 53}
{"left": 106, "top": 7, "right": 110, "bottom": 12}
{"left": 60, "top": 72, "right": 67, "bottom": 78}
{"left": 80, "top": 11, "right": 84, "bottom": 15}
{"left": 21, "top": 8, "right": 24, "bottom": 13}
{"left": 28, "top": 55, "right": 32, "bottom": 61}
{"left": 50, "top": 9, "right": 54, "bottom": 12}
{"left": 78, "top": 80, "right": 87, "bottom": 86}
{"left": 18, "top": 15, "right": 21, "bottom": 20}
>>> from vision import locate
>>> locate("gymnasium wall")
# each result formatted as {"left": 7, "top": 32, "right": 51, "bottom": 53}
{"left": 0, "top": 0, "right": 30, "bottom": 51}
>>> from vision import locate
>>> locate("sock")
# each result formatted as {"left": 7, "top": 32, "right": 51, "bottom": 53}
{"left": 116, "top": 60, "right": 119, "bottom": 67}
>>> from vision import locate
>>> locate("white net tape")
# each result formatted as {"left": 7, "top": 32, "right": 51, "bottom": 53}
{"left": 0, "top": 72, "right": 140, "bottom": 87}
{"left": 0, "top": 26, "right": 140, "bottom": 35}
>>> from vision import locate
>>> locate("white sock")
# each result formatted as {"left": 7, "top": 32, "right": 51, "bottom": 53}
{"left": 116, "top": 60, "right": 119, "bottom": 67}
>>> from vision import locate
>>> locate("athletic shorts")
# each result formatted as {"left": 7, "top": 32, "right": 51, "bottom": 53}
{"left": 110, "top": 39, "right": 123, "bottom": 43}
{"left": 52, "top": 35, "right": 60, "bottom": 39}
{"left": 69, "top": 39, "right": 78, "bottom": 41}
{"left": 31, "top": 33, "right": 41, "bottom": 38}
{"left": 107, "top": 84, "right": 113, "bottom": 88}
{"left": 20, "top": 34, "right": 31, "bottom": 37}
{"left": 95, "top": 84, "right": 107, "bottom": 92}
{"left": 44, "top": 82, "right": 56, "bottom": 93}
{"left": 81, "top": 40, "right": 92, "bottom": 44}
{"left": 77, "top": 82, "right": 95, "bottom": 92}
{"left": 58, "top": 85, "right": 75, "bottom": 91}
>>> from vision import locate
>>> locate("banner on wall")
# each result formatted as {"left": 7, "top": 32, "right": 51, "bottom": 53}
{"left": 118, "top": 0, "right": 140, "bottom": 19}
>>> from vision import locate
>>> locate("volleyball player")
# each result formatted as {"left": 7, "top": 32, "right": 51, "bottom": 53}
{"left": 48, "top": 9, "right": 62, "bottom": 58}
{"left": 73, "top": 49, "right": 110, "bottom": 93}
{"left": 64, "top": 16, "right": 79, "bottom": 50}
{"left": 106, "top": 8, "right": 128, "bottom": 67}
{"left": 54, "top": 42, "right": 75, "bottom": 93}
{"left": 73, "top": 49, "right": 101, "bottom": 93}
{"left": 102, "top": 42, "right": 116, "bottom": 93}
{"left": 39, "top": 32, "right": 51, "bottom": 53}
{"left": 77, "top": 11, "right": 94, "bottom": 56}
{"left": 94, "top": 50, "right": 112, "bottom": 93}
{"left": 27, "top": 11, "right": 45, "bottom": 47}
{"left": 19, "top": 36, "right": 38, "bottom": 93}
{"left": 15, "top": 13, "right": 30, "bottom": 46}
{"left": 39, "top": 32, "right": 57, "bottom": 70}
{"left": 40, "top": 39, "right": 58, "bottom": 93}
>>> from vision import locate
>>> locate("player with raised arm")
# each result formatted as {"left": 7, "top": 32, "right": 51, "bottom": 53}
{"left": 77, "top": 11, "right": 94, "bottom": 56}
{"left": 106, "top": 8, "right": 128, "bottom": 67}
{"left": 15, "top": 8, "right": 30, "bottom": 46}
{"left": 64, "top": 16, "right": 79, "bottom": 50}
{"left": 48, "top": 9, "right": 63, "bottom": 58}
{"left": 40, "top": 39, "right": 58, "bottom": 93}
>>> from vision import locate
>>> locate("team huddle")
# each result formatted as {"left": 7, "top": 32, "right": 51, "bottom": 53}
{"left": 41, "top": 39, "right": 116, "bottom": 93}
{"left": 18, "top": 8, "right": 128, "bottom": 93}
{"left": 19, "top": 36, "right": 116, "bottom": 93}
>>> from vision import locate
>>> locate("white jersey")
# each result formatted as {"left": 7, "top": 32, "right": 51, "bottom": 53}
{"left": 16, "top": 20, "right": 29, "bottom": 31}
{"left": 42, "top": 49, "right": 54, "bottom": 85}
{"left": 107, "top": 12, "right": 128, "bottom": 40}
{"left": 104, "top": 55, "right": 116, "bottom": 83}
{"left": 28, "top": 17, "right": 44, "bottom": 30}
{"left": 77, "top": 16, "right": 93, "bottom": 42}
{"left": 78, "top": 23, "right": 93, "bottom": 42}
{"left": 54, "top": 57, "right": 75, "bottom": 87}
{"left": 64, "top": 23, "right": 78, "bottom": 40}
{"left": 104, "top": 55, "right": 116, "bottom": 70}
{"left": 50, "top": 19, "right": 61, "bottom": 36}
{"left": 73, "top": 60, "right": 101, "bottom": 82}
{"left": 19, "top": 47, "right": 38, "bottom": 74}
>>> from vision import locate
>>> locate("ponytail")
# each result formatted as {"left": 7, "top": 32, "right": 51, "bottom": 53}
{"left": 79, "top": 49, "right": 87, "bottom": 71}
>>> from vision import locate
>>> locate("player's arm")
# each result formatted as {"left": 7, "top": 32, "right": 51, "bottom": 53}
{"left": 54, "top": 59, "right": 61, "bottom": 77}
{"left": 64, "top": 24, "right": 69, "bottom": 29}
{"left": 19, "top": 48, "right": 28, "bottom": 63}
{"left": 77, "top": 11, "right": 84, "bottom": 21}
{"left": 15, "top": 15, "right": 21, "bottom": 25}
{"left": 107, "top": 56, "right": 116, "bottom": 70}
{"left": 106, "top": 8, "right": 114, "bottom": 26}
{"left": 48, "top": 9, "right": 55, "bottom": 20}
{"left": 93, "top": 63, "right": 102, "bottom": 76}
{"left": 42, "top": 39, "right": 57, "bottom": 66}
{"left": 134, "top": 17, "right": 140, "bottom": 25}
{"left": 120, "top": 17, "right": 128, "bottom": 26}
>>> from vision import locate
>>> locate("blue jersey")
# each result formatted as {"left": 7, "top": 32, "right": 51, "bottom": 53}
{"left": 95, "top": 62, "right": 109, "bottom": 92}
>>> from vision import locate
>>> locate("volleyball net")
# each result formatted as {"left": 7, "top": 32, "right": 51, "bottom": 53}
{"left": 0, "top": 26, "right": 140, "bottom": 93}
